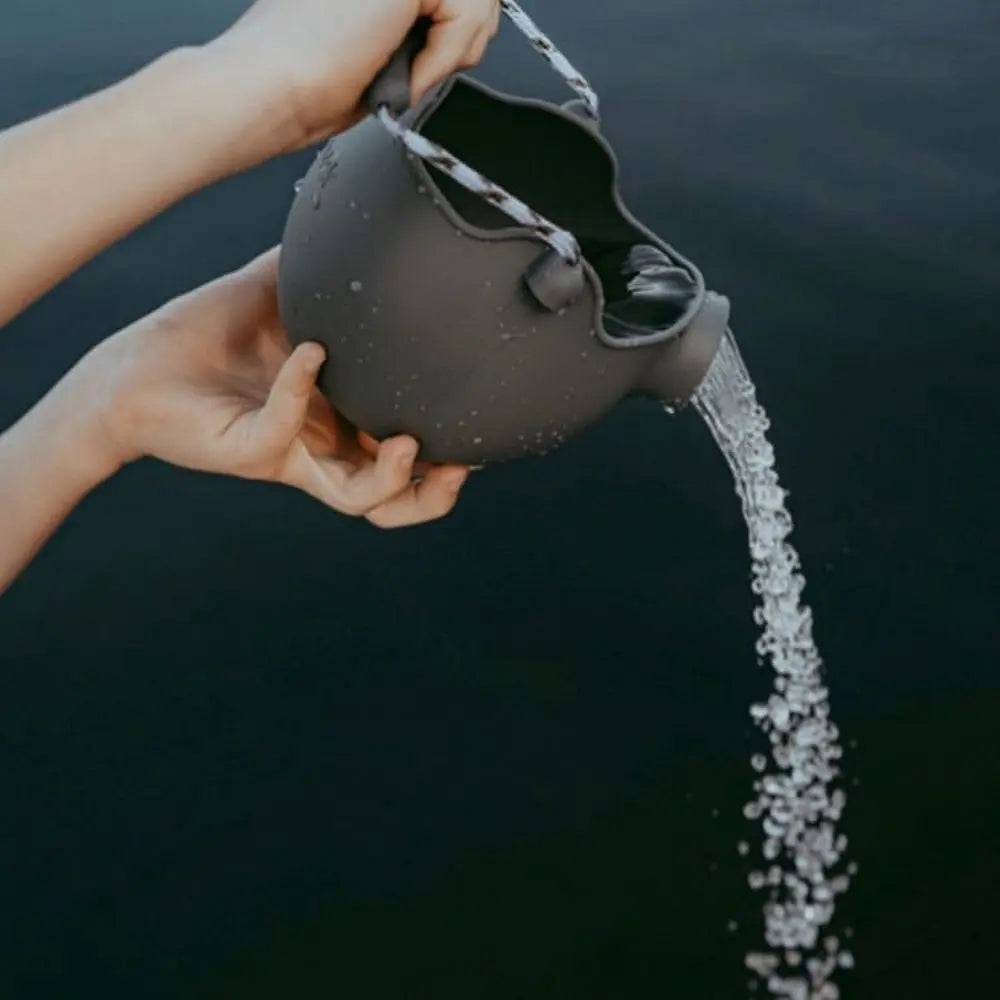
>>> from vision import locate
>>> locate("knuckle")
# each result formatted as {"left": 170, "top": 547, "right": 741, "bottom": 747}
{"left": 366, "top": 508, "right": 402, "bottom": 530}
{"left": 339, "top": 496, "right": 373, "bottom": 518}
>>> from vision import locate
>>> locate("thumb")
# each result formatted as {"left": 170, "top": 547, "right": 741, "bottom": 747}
{"left": 250, "top": 342, "right": 325, "bottom": 456}
{"left": 410, "top": 18, "right": 480, "bottom": 105}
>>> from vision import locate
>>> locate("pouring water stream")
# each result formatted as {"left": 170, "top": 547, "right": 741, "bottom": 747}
{"left": 692, "top": 332, "right": 854, "bottom": 999}
{"left": 301, "top": 2, "right": 856, "bottom": 990}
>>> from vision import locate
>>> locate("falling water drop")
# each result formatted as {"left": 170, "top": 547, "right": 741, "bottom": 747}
{"left": 693, "top": 332, "right": 854, "bottom": 999}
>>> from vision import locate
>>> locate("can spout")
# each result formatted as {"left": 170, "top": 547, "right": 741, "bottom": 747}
{"left": 636, "top": 291, "right": 731, "bottom": 407}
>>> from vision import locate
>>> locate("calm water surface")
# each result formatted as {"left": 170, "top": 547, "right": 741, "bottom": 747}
{"left": 0, "top": 1, "right": 997, "bottom": 997}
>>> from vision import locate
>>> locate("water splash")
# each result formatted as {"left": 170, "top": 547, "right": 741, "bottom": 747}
{"left": 693, "top": 332, "right": 854, "bottom": 1000}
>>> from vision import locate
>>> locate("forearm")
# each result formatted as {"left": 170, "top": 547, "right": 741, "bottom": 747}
{"left": 0, "top": 45, "right": 298, "bottom": 328}
{"left": 0, "top": 355, "right": 122, "bottom": 595}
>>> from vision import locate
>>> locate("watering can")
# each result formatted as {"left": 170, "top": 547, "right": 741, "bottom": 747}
{"left": 277, "top": 1, "right": 730, "bottom": 465}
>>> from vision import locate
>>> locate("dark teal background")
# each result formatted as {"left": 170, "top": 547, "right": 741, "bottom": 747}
{"left": 1, "top": 1, "right": 997, "bottom": 996}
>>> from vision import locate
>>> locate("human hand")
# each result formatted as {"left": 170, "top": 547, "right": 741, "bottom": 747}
{"left": 87, "top": 248, "right": 470, "bottom": 529}
{"left": 207, "top": 0, "right": 501, "bottom": 153}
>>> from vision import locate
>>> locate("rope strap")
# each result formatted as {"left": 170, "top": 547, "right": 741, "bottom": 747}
{"left": 374, "top": 1, "right": 600, "bottom": 264}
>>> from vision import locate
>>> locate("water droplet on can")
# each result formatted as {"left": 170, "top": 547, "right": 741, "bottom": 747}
{"left": 349, "top": 280, "right": 363, "bottom": 292}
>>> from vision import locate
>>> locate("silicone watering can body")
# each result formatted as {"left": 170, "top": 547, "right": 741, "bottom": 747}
{"left": 277, "top": 6, "right": 729, "bottom": 466}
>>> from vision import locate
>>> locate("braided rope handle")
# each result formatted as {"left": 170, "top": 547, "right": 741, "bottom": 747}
{"left": 374, "top": 0, "right": 600, "bottom": 264}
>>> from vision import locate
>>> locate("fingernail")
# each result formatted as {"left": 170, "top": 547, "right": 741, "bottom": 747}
{"left": 398, "top": 442, "right": 418, "bottom": 467}
{"left": 302, "top": 345, "right": 325, "bottom": 371}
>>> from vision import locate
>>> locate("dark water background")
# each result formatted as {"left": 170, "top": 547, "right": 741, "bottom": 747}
{"left": 1, "top": 1, "right": 997, "bottom": 996}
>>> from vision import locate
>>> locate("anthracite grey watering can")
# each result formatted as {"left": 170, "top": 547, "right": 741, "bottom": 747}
{"left": 277, "top": 1, "right": 730, "bottom": 465}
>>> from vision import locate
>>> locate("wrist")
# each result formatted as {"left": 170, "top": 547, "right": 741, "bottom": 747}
{"left": 191, "top": 36, "right": 316, "bottom": 166}
{"left": 0, "top": 348, "right": 129, "bottom": 593}
{"left": 72, "top": 330, "right": 150, "bottom": 475}
{"left": 136, "top": 44, "right": 305, "bottom": 186}
{"left": 3, "top": 357, "right": 125, "bottom": 510}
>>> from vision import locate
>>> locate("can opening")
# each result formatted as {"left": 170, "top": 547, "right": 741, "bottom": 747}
{"left": 418, "top": 77, "right": 701, "bottom": 342}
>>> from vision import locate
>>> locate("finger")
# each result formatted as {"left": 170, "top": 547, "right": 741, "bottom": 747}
{"left": 410, "top": 18, "right": 482, "bottom": 104}
{"left": 193, "top": 245, "right": 282, "bottom": 338}
{"left": 155, "top": 245, "right": 282, "bottom": 330}
{"left": 357, "top": 430, "right": 435, "bottom": 481}
{"left": 463, "top": 23, "right": 493, "bottom": 69}
{"left": 239, "top": 245, "right": 281, "bottom": 286}
{"left": 300, "top": 435, "right": 420, "bottom": 517}
{"left": 357, "top": 430, "right": 380, "bottom": 456}
{"left": 249, "top": 342, "right": 325, "bottom": 456}
{"left": 366, "top": 464, "right": 470, "bottom": 530}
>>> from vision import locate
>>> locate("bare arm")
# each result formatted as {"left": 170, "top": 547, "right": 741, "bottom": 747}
{"left": 0, "top": 46, "right": 296, "bottom": 328}
{"left": 0, "top": 350, "right": 119, "bottom": 592}
{"left": 0, "top": 0, "right": 500, "bottom": 591}
{"left": 0, "top": 0, "right": 501, "bottom": 329}
{"left": 0, "top": 251, "right": 469, "bottom": 596}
